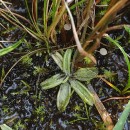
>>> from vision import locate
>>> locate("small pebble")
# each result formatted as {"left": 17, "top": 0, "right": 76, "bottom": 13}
{"left": 99, "top": 48, "right": 107, "bottom": 55}
{"left": 66, "top": 0, "right": 73, "bottom": 3}
{"left": 64, "top": 24, "right": 71, "bottom": 30}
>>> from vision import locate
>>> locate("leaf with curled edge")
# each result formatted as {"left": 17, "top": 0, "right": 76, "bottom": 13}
{"left": 51, "top": 51, "right": 63, "bottom": 70}
{"left": 57, "top": 82, "right": 71, "bottom": 112}
{"left": 70, "top": 79, "right": 93, "bottom": 106}
{"left": 63, "top": 49, "right": 72, "bottom": 75}
{"left": 0, "top": 124, "right": 12, "bottom": 130}
{"left": 40, "top": 74, "right": 65, "bottom": 89}
{"left": 73, "top": 67, "right": 98, "bottom": 83}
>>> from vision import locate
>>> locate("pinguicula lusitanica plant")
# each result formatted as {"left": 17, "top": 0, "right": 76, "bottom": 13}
{"left": 0, "top": 124, "right": 12, "bottom": 130}
{"left": 0, "top": 0, "right": 129, "bottom": 128}
{"left": 40, "top": 49, "right": 98, "bottom": 112}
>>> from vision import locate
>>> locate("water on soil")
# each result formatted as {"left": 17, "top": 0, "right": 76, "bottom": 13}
{"left": 0, "top": 1, "right": 130, "bottom": 130}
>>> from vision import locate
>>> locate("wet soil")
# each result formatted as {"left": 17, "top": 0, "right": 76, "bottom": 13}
{"left": 0, "top": 1, "right": 130, "bottom": 130}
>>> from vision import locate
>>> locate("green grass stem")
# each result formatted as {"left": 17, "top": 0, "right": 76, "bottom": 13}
{"left": 105, "top": 35, "right": 130, "bottom": 93}
{"left": 113, "top": 100, "right": 130, "bottom": 130}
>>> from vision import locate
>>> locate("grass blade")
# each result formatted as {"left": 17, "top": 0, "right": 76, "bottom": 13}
{"left": 47, "top": 3, "right": 65, "bottom": 38}
{"left": 124, "top": 25, "right": 130, "bottom": 35}
{"left": 70, "top": 0, "right": 86, "bottom": 10}
{"left": 0, "top": 39, "right": 23, "bottom": 56}
{"left": 105, "top": 35, "right": 130, "bottom": 93}
{"left": 101, "top": 77, "right": 121, "bottom": 93}
{"left": 113, "top": 100, "right": 130, "bottom": 130}
{"left": 43, "top": 0, "right": 49, "bottom": 34}
{"left": 32, "top": 0, "right": 38, "bottom": 22}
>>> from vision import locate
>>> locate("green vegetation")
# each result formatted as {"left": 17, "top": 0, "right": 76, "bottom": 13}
{"left": 105, "top": 33, "right": 130, "bottom": 94}
{"left": 0, "top": 124, "right": 12, "bottom": 130}
{"left": 0, "top": 38, "right": 23, "bottom": 56}
{"left": 0, "top": 0, "right": 130, "bottom": 129}
{"left": 40, "top": 49, "right": 98, "bottom": 111}
{"left": 113, "top": 100, "right": 130, "bottom": 130}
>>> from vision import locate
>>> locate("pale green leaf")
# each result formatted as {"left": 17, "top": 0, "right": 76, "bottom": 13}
{"left": 74, "top": 67, "right": 98, "bottom": 82}
{"left": 57, "top": 82, "right": 71, "bottom": 112}
{"left": 63, "top": 49, "right": 72, "bottom": 75}
{"left": 124, "top": 25, "right": 130, "bottom": 35}
{"left": 40, "top": 74, "right": 65, "bottom": 89}
{"left": 0, "top": 39, "right": 23, "bottom": 56}
{"left": 70, "top": 80, "right": 93, "bottom": 106}
{"left": 0, "top": 124, "right": 12, "bottom": 130}
{"left": 51, "top": 51, "right": 63, "bottom": 70}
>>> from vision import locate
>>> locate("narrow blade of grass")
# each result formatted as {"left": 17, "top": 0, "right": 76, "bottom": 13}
{"left": 101, "top": 77, "right": 121, "bottom": 93}
{"left": 105, "top": 35, "right": 130, "bottom": 93}
{"left": 113, "top": 100, "right": 130, "bottom": 130}
{"left": 0, "top": 38, "right": 23, "bottom": 56}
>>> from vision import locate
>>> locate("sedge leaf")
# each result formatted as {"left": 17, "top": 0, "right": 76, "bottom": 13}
{"left": 105, "top": 35, "right": 130, "bottom": 92}
{"left": 113, "top": 100, "right": 130, "bottom": 130}
{"left": 0, "top": 39, "right": 23, "bottom": 56}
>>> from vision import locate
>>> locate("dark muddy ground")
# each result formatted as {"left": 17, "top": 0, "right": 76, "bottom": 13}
{"left": 0, "top": 1, "right": 130, "bottom": 130}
